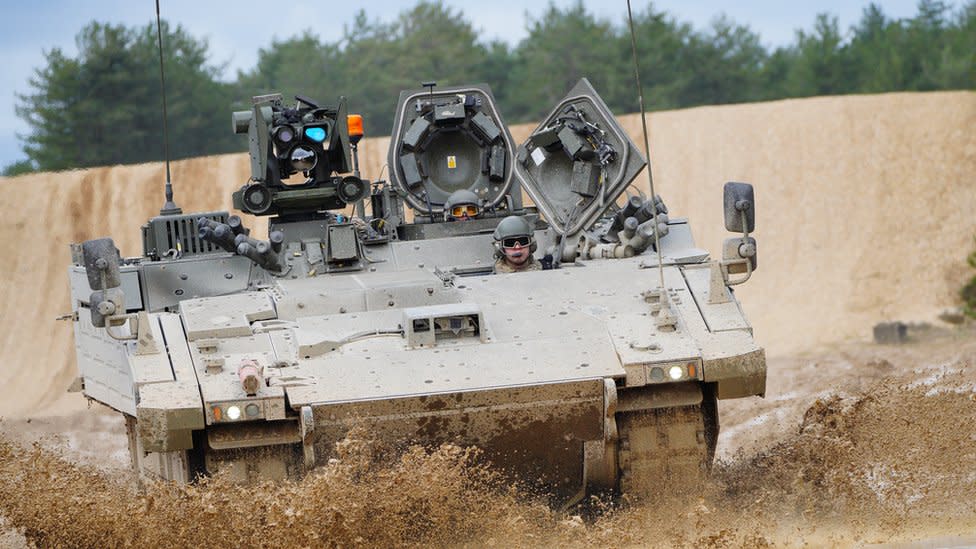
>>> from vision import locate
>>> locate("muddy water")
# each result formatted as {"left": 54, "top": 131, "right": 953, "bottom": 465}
{"left": 1, "top": 331, "right": 974, "bottom": 548}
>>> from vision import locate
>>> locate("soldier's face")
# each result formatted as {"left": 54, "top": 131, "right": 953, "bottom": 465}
{"left": 503, "top": 242, "right": 530, "bottom": 265}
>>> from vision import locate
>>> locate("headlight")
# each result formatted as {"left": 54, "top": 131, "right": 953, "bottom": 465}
{"left": 641, "top": 361, "right": 700, "bottom": 384}
{"left": 226, "top": 405, "right": 242, "bottom": 421}
{"left": 210, "top": 402, "right": 267, "bottom": 423}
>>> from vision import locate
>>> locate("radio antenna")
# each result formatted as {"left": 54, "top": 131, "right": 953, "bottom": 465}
{"left": 155, "top": 0, "right": 181, "bottom": 215}
{"left": 626, "top": 0, "right": 665, "bottom": 292}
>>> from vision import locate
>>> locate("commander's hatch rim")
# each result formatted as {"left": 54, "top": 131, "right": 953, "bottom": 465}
{"left": 387, "top": 83, "right": 519, "bottom": 215}
{"left": 514, "top": 78, "right": 646, "bottom": 236}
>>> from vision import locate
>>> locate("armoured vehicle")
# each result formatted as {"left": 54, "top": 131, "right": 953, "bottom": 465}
{"left": 67, "top": 79, "right": 765, "bottom": 504}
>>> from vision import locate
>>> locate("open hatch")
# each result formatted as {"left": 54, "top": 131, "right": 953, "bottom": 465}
{"left": 514, "top": 78, "right": 647, "bottom": 235}
{"left": 387, "top": 83, "right": 522, "bottom": 217}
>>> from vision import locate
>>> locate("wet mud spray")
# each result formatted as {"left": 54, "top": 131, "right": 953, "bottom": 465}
{"left": 2, "top": 340, "right": 975, "bottom": 548}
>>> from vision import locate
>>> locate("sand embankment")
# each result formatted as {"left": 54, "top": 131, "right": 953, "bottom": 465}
{"left": 1, "top": 90, "right": 973, "bottom": 418}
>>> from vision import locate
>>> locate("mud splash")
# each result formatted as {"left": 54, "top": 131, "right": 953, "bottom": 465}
{"left": 2, "top": 355, "right": 975, "bottom": 548}
{"left": 0, "top": 436, "right": 557, "bottom": 548}
{"left": 714, "top": 367, "right": 976, "bottom": 546}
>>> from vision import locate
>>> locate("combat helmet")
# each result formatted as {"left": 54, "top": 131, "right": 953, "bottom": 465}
{"left": 444, "top": 189, "right": 481, "bottom": 221}
{"left": 492, "top": 215, "right": 537, "bottom": 257}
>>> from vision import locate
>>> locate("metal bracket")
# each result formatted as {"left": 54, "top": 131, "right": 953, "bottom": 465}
{"left": 654, "top": 291, "right": 678, "bottom": 331}
{"left": 709, "top": 209, "right": 755, "bottom": 303}
{"left": 723, "top": 257, "right": 754, "bottom": 286}
{"left": 724, "top": 209, "right": 755, "bottom": 287}
{"left": 708, "top": 261, "right": 732, "bottom": 304}
{"left": 300, "top": 405, "right": 316, "bottom": 471}
{"left": 103, "top": 311, "right": 161, "bottom": 355}
{"left": 134, "top": 311, "right": 160, "bottom": 355}
{"left": 707, "top": 256, "right": 753, "bottom": 306}
{"left": 104, "top": 313, "right": 137, "bottom": 342}
{"left": 580, "top": 379, "right": 619, "bottom": 503}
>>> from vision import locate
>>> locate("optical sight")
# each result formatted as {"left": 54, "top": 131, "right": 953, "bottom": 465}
{"left": 232, "top": 94, "right": 369, "bottom": 216}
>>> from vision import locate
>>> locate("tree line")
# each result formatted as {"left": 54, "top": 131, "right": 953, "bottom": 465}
{"left": 5, "top": 0, "right": 974, "bottom": 175}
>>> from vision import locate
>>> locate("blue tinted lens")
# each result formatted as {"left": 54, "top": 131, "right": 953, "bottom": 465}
{"left": 304, "top": 127, "right": 327, "bottom": 142}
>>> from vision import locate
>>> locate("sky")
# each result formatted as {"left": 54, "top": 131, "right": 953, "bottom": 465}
{"left": 0, "top": 0, "right": 945, "bottom": 168}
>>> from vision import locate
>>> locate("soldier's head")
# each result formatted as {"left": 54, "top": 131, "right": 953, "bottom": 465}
{"left": 443, "top": 189, "right": 481, "bottom": 221}
{"left": 493, "top": 215, "right": 536, "bottom": 267}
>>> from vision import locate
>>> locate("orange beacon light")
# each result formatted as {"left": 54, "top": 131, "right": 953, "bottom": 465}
{"left": 347, "top": 114, "right": 364, "bottom": 144}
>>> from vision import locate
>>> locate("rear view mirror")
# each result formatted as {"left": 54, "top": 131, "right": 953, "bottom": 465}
{"left": 81, "top": 238, "right": 124, "bottom": 328}
{"left": 723, "top": 182, "right": 755, "bottom": 233}
{"left": 82, "top": 237, "right": 121, "bottom": 291}
{"left": 711, "top": 182, "right": 758, "bottom": 298}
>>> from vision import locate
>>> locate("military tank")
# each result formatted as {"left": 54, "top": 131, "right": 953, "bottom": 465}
{"left": 67, "top": 79, "right": 765, "bottom": 504}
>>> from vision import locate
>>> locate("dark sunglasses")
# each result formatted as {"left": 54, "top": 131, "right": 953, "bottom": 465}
{"left": 502, "top": 236, "right": 531, "bottom": 248}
